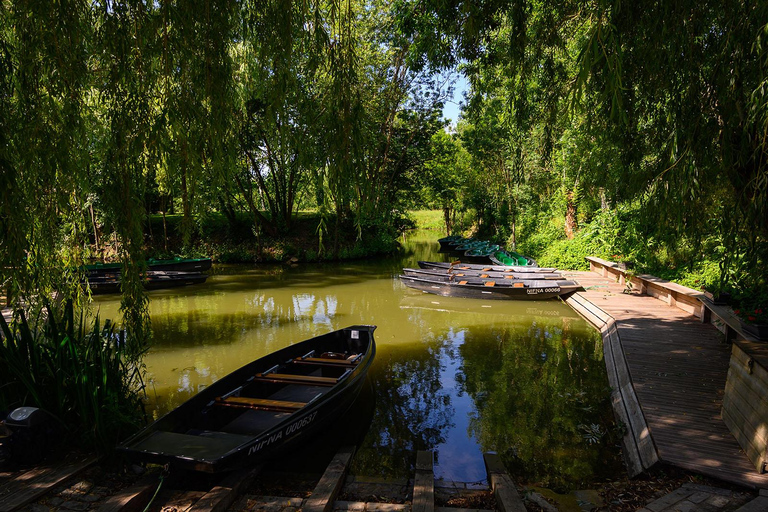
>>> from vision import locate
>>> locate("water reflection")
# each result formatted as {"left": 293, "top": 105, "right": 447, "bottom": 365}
{"left": 457, "top": 323, "right": 622, "bottom": 490}
{"left": 351, "top": 339, "right": 455, "bottom": 479}
{"left": 92, "top": 229, "right": 620, "bottom": 487}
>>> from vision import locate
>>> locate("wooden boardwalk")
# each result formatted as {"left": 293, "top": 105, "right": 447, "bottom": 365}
{"left": 568, "top": 270, "right": 768, "bottom": 489}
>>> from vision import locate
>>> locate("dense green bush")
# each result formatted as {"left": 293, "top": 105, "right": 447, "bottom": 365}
{"left": 0, "top": 303, "right": 146, "bottom": 455}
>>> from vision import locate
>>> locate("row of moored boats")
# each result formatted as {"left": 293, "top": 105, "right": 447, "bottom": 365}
{"left": 437, "top": 235, "right": 538, "bottom": 266}
{"left": 399, "top": 236, "right": 583, "bottom": 300}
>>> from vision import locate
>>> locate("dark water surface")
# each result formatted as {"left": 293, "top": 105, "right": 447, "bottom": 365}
{"left": 93, "top": 230, "right": 621, "bottom": 489}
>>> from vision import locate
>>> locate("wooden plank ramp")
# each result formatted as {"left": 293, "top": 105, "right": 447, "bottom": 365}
{"left": 567, "top": 270, "right": 768, "bottom": 489}
{"left": 0, "top": 455, "right": 97, "bottom": 512}
{"left": 483, "top": 453, "right": 526, "bottom": 512}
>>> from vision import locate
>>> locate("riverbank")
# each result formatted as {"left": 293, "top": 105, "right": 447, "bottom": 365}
{"left": 136, "top": 211, "right": 417, "bottom": 265}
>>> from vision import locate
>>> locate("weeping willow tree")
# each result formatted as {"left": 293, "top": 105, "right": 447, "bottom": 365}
{"left": 1, "top": 0, "right": 447, "bottom": 331}
{"left": 396, "top": 0, "right": 768, "bottom": 291}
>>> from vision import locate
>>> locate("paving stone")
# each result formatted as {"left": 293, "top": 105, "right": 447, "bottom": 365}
{"left": 670, "top": 500, "right": 698, "bottom": 512}
{"left": 29, "top": 504, "right": 50, "bottom": 512}
{"left": 735, "top": 496, "right": 768, "bottom": 512}
{"left": 573, "top": 489, "right": 602, "bottom": 511}
{"left": 46, "top": 497, "right": 64, "bottom": 506}
{"left": 71, "top": 481, "right": 94, "bottom": 493}
{"left": 645, "top": 488, "right": 693, "bottom": 512}
{"left": 760, "top": 489, "right": 768, "bottom": 497}
{"left": 81, "top": 494, "right": 102, "bottom": 502}
{"left": 333, "top": 501, "right": 367, "bottom": 511}
{"left": 705, "top": 495, "right": 731, "bottom": 508}
{"left": 365, "top": 504, "right": 409, "bottom": 511}
{"left": 687, "top": 491, "right": 711, "bottom": 504}
{"left": 59, "top": 500, "right": 90, "bottom": 511}
{"left": 681, "top": 483, "right": 733, "bottom": 496}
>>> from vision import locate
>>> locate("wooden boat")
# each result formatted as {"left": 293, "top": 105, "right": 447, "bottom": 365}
{"left": 463, "top": 245, "right": 503, "bottom": 264}
{"left": 489, "top": 250, "right": 537, "bottom": 267}
{"left": 85, "top": 257, "right": 212, "bottom": 276}
{"left": 418, "top": 261, "right": 558, "bottom": 273}
{"left": 399, "top": 274, "right": 582, "bottom": 300}
{"left": 86, "top": 271, "right": 209, "bottom": 295}
{"left": 402, "top": 268, "right": 563, "bottom": 281}
{"left": 452, "top": 240, "right": 490, "bottom": 255}
{"left": 437, "top": 235, "right": 466, "bottom": 252}
{"left": 118, "top": 326, "right": 376, "bottom": 473}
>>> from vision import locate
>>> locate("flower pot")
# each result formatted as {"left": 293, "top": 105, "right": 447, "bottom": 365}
{"left": 742, "top": 322, "right": 768, "bottom": 341}
{"left": 713, "top": 292, "right": 731, "bottom": 305}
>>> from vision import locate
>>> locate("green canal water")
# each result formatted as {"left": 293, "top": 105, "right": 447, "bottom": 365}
{"left": 93, "top": 230, "right": 622, "bottom": 490}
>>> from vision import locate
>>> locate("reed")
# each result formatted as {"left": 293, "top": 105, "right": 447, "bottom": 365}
{"left": 0, "top": 302, "right": 146, "bottom": 455}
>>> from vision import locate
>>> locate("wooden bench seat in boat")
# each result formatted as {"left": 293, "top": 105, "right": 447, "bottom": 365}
{"left": 292, "top": 355, "right": 362, "bottom": 367}
{"left": 252, "top": 373, "right": 339, "bottom": 386}
{"left": 215, "top": 396, "right": 306, "bottom": 412}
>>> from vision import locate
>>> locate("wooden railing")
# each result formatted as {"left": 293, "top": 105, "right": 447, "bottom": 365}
{"left": 585, "top": 256, "right": 707, "bottom": 319}
{"left": 585, "top": 256, "right": 768, "bottom": 473}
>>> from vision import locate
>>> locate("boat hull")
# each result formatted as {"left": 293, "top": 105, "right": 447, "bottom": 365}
{"left": 402, "top": 268, "right": 563, "bottom": 280}
{"left": 85, "top": 257, "right": 212, "bottom": 276}
{"left": 118, "top": 326, "right": 376, "bottom": 473}
{"left": 87, "top": 271, "right": 208, "bottom": 295}
{"left": 418, "top": 261, "right": 557, "bottom": 273}
{"left": 399, "top": 275, "right": 582, "bottom": 300}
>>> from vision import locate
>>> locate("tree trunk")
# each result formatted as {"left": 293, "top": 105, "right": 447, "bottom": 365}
{"left": 565, "top": 190, "right": 578, "bottom": 239}
{"left": 90, "top": 204, "right": 102, "bottom": 256}
{"left": 600, "top": 187, "right": 609, "bottom": 210}
{"left": 443, "top": 206, "right": 452, "bottom": 235}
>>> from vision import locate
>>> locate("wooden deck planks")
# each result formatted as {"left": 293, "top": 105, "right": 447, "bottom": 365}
{"left": 0, "top": 456, "right": 97, "bottom": 512}
{"left": 569, "top": 271, "right": 768, "bottom": 489}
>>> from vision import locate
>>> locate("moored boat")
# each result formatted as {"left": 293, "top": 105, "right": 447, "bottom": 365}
{"left": 437, "top": 235, "right": 466, "bottom": 252}
{"left": 489, "top": 250, "right": 537, "bottom": 267}
{"left": 463, "top": 245, "right": 502, "bottom": 264}
{"left": 85, "top": 257, "right": 212, "bottom": 276}
{"left": 402, "top": 268, "right": 563, "bottom": 281}
{"left": 418, "top": 261, "right": 557, "bottom": 273}
{"left": 399, "top": 274, "right": 582, "bottom": 300}
{"left": 86, "top": 271, "right": 209, "bottom": 295}
{"left": 118, "top": 326, "right": 376, "bottom": 473}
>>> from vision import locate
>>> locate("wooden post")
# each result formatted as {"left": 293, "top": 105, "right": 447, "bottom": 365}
{"left": 483, "top": 453, "right": 527, "bottom": 512}
{"left": 188, "top": 465, "right": 263, "bottom": 512}
{"left": 412, "top": 450, "right": 434, "bottom": 512}
{"left": 96, "top": 475, "right": 161, "bottom": 512}
{"left": 304, "top": 446, "right": 356, "bottom": 512}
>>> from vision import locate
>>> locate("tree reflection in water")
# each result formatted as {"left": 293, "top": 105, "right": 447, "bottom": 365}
{"left": 457, "top": 320, "right": 624, "bottom": 491}
{"left": 351, "top": 339, "right": 455, "bottom": 479}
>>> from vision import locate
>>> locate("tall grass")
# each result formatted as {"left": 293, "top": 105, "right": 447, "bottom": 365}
{"left": 408, "top": 210, "right": 445, "bottom": 231}
{"left": 0, "top": 302, "right": 146, "bottom": 455}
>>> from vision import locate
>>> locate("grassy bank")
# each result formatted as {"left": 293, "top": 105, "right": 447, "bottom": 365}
{"left": 143, "top": 211, "right": 403, "bottom": 263}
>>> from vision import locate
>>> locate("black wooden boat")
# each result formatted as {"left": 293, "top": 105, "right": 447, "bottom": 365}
{"left": 418, "top": 261, "right": 558, "bottom": 273}
{"left": 87, "top": 271, "right": 209, "bottom": 295}
{"left": 437, "top": 235, "right": 467, "bottom": 252}
{"left": 118, "top": 326, "right": 376, "bottom": 473}
{"left": 399, "top": 274, "right": 583, "bottom": 300}
{"left": 85, "top": 257, "right": 212, "bottom": 276}
{"left": 402, "top": 268, "right": 563, "bottom": 281}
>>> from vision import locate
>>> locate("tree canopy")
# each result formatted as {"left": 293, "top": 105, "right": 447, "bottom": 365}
{"left": 399, "top": 0, "right": 768, "bottom": 294}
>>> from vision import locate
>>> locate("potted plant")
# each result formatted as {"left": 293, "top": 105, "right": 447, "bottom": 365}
{"left": 733, "top": 305, "right": 768, "bottom": 341}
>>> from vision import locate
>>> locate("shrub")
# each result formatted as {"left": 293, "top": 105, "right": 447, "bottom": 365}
{"left": 0, "top": 302, "right": 146, "bottom": 455}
